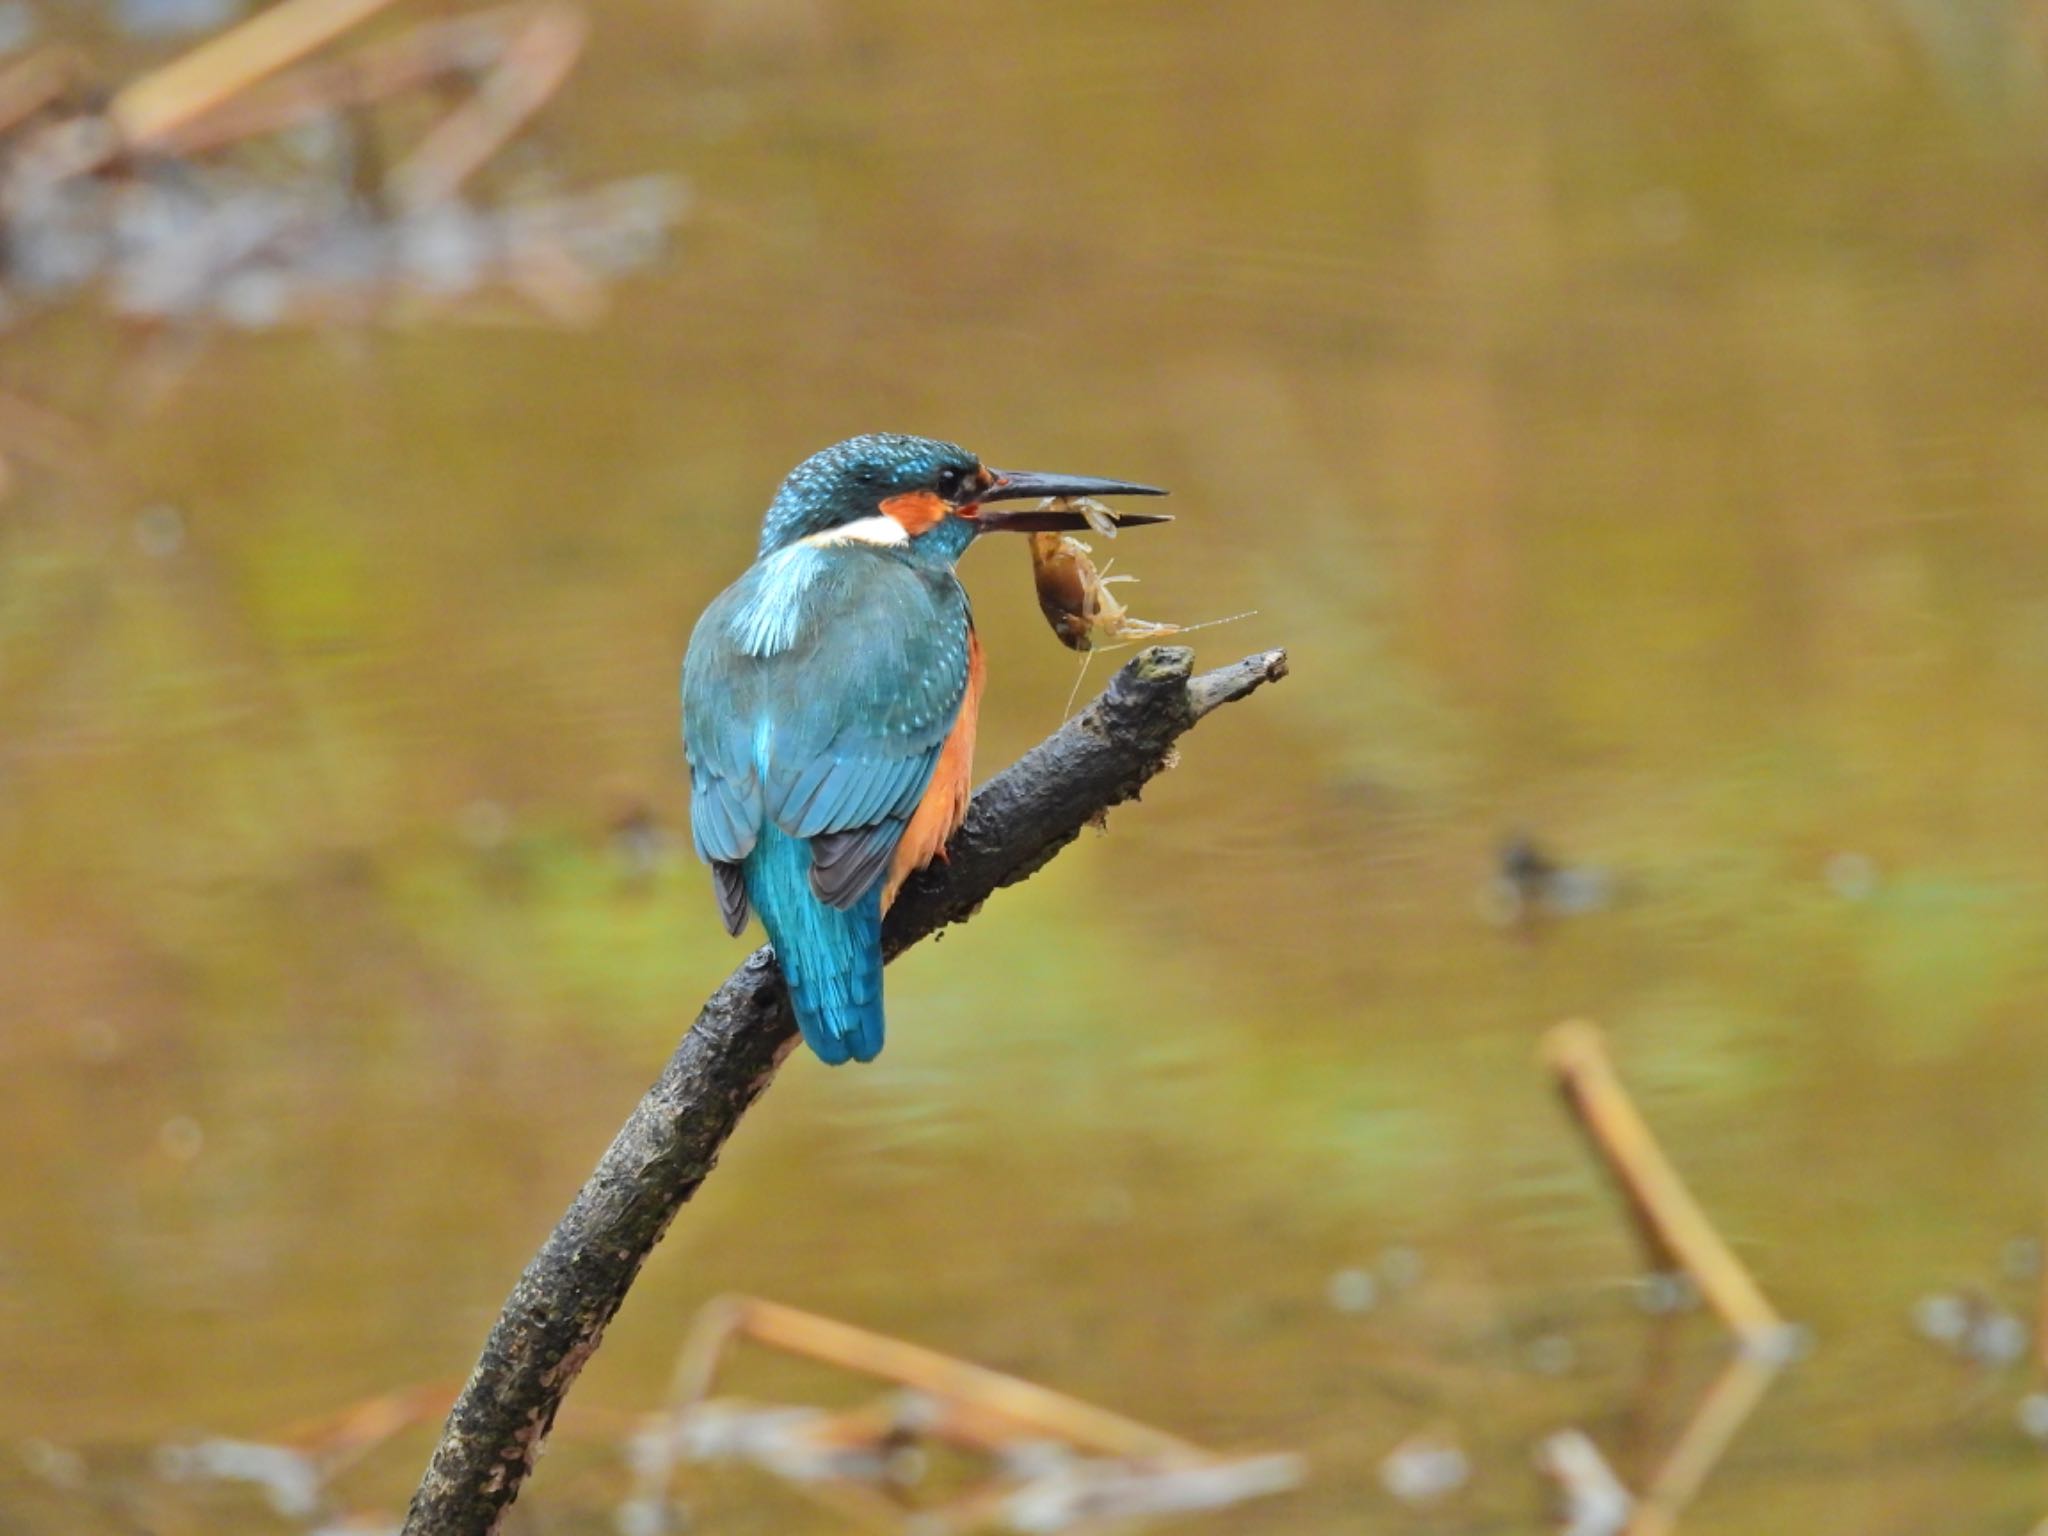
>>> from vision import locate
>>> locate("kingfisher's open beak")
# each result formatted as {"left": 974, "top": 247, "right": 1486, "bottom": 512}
{"left": 965, "top": 469, "right": 1171, "bottom": 533}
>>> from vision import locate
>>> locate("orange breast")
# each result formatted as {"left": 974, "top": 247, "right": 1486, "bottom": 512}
{"left": 883, "top": 629, "right": 986, "bottom": 908}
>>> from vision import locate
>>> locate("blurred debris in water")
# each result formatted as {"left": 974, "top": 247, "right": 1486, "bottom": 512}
{"left": 15, "top": 1436, "right": 87, "bottom": 1491}
{"left": 133, "top": 1383, "right": 455, "bottom": 1531}
{"left": 6, "top": 1381, "right": 543, "bottom": 1534}
{"left": 999, "top": 1450, "right": 1303, "bottom": 1534}
{"left": 0, "top": 0, "right": 684, "bottom": 383}
{"left": 632, "top": 1293, "right": 1303, "bottom": 1534}
{"left": 1521, "top": 1330, "right": 1577, "bottom": 1378}
{"left": 639, "top": 1398, "right": 915, "bottom": 1487}
{"left": 1632, "top": 1270, "right": 1704, "bottom": 1317}
{"left": 154, "top": 1437, "right": 324, "bottom": 1519}
{"left": 2018, "top": 1391, "right": 2048, "bottom": 1444}
{"left": 1481, "top": 832, "right": 1616, "bottom": 930}
{"left": 1909, "top": 1231, "right": 2048, "bottom": 1431}
{"left": 1911, "top": 1288, "right": 2029, "bottom": 1366}
{"left": 1375, "top": 1428, "right": 1468, "bottom": 1506}
{"left": 1536, "top": 1430, "right": 1631, "bottom": 1536}
{"left": 1323, "top": 1265, "right": 1379, "bottom": 1315}
{"left": 0, "top": 0, "right": 684, "bottom": 509}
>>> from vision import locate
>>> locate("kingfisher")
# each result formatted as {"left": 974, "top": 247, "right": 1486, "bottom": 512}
{"left": 682, "top": 434, "right": 1168, "bottom": 1065}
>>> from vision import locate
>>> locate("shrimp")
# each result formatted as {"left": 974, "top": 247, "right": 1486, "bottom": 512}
{"left": 1028, "top": 509, "right": 1255, "bottom": 718}
{"left": 1030, "top": 531, "right": 1184, "bottom": 652}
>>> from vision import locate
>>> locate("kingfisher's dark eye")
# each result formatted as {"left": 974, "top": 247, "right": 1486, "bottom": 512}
{"left": 935, "top": 465, "right": 965, "bottom": 498}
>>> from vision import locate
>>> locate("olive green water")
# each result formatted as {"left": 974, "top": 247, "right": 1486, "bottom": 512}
{"left": 5, "top": 1, "right": 2048, "bottom": 1531}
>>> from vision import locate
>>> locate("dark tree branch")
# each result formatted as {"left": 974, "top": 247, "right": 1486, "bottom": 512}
{"left": 400, "top": 644, "right": 1290, "bottom": 1536}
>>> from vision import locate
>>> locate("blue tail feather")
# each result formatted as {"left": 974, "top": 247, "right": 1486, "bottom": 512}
{"left": 745, "top": 827, "right": 884, "bottom": 1064}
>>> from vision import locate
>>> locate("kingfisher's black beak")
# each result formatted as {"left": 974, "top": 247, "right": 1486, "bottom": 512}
{"left": 967, "top": 469, "right": 1171, "bottom": 533}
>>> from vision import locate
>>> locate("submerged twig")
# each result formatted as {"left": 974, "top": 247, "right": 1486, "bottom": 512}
{"left": 629, "top": 1295, "right": 1298, "bottom": 1534}
{"left": 1542, "top": 1020, "right": 1797, "bottom": 1536}
{"left": 386, "top": 2, "right": 587, "bottom": 211}
{"left": 667, "top": 1297, "right": 1202, "bottom": 1461}
{"left": 1630, "top": 1352, "right": 1784, "bottom": 1536}
{"left": 109, "top": 0, "right": 406, "bottom": 152}
{"left": 1543, "top": 1020, "right": 1781, "bottom": 1339}
{"left": 399, "top": 647, "right": 1289, "bottom": 1536}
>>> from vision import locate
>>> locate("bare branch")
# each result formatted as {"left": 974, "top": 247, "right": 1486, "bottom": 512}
{"left": 400, "top": 644, "right": 1289, "bottom": 1536}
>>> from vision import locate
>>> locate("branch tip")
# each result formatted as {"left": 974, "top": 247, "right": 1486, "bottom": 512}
{"left": 1189, "top": 648, "right": 1289, "bottom": 720}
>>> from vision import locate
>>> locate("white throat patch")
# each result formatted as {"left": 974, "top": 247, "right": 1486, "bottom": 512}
{"left": 801, "top": 515, "right": 909, "bottom": 549}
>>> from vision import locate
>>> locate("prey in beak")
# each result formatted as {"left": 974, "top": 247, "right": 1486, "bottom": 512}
{"left": 964, "top": 469, "right": 1171, "bottom": 534}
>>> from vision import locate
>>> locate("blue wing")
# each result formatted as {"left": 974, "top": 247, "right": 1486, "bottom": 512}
{"left": 682, "top": 542, "right": 971, "bottom": 920}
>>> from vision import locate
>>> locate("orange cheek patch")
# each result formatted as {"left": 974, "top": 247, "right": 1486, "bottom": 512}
{"left": 880, "top": 491, "right": 949, "bottom": 536}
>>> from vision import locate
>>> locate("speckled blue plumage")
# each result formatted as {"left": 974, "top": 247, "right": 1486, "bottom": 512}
{"left": 682, "top": 438, "right": 979, "bottom": 1063}
{"left": 756, "top": 434, "right": 979, "bottom": 556}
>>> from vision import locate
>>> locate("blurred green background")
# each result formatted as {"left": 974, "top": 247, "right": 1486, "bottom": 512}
{"left": 5, "top": 0, "right": 2048, "bottom": 1531}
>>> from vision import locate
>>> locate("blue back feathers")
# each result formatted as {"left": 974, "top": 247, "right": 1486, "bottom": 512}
{"left": 683, "top": 438, "right": 982, "bottom": 1064}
